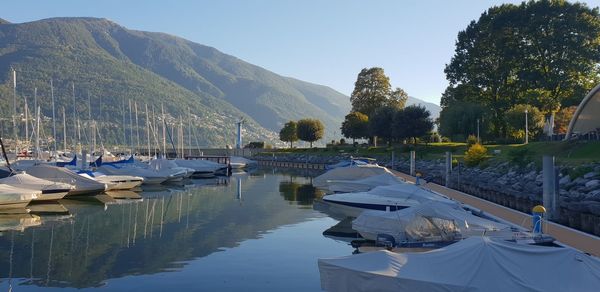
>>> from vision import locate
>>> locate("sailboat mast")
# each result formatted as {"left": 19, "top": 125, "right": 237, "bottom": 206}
{"left": 24, "top": 88, "right": 29, "bottom": 150}
{"left": 12, "top": 68, "right": 17, "bottom": 154}
{"left": 50, "top": 79, "right": 57, "bottom": 157}
{"left": 145, "top": 103, "right": 151, "bottom": 159}
{"left": 62, "top": 106, "right": 67, "bottom": 153}
{"left": 72, "top": 82, "right": 77, "bottom": 152}
{"left": 135, "top": 101, "right": 140, "bottom": 151}
{"left": 129, "top": 99, "right": 133, "bottom": 154}
{"left": 35, "top": 106, "right": 40, "bottom": 159}
{"left": 161, "top": 104, "right": 166, "bottom": 158}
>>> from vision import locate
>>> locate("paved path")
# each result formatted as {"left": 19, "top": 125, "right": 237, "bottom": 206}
{"left": 394, "top": 171, "right": 600, "bottom": 256}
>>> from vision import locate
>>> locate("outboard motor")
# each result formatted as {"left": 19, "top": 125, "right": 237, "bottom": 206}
{"left": 376, "top": 234, "right": 396, "bottom": 248}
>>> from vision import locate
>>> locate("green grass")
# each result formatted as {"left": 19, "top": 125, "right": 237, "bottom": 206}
{"left": 261, "top": 141, "right": 600, "bottom": 166}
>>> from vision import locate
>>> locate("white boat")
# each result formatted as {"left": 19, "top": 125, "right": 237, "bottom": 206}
{"left": 79, "top": 172, "right": 144, "bottom": 190}
{"left": 25, "top": 165, "right": 107, "bottom": 196}
{"left": 173, "top": 159, "right": 227, "bottom": 178}
{"left": 327, "top": 173, "right": 406, "bottom": 193}
{"left": 313, "top": 164, "right": 396, "bottom": 191}
{"left": 229, "top": 156, "right": 257, "bottom": 169}
{"left": 321, "top": 184, "right": 454, "bottom": 218}
{"left": 0, "top": 184, "right": 40, "bottom": 211}
{"left": 98, "top": 165, "right": 167, "bottom": 185}
{"left": 148, "top": 158, "right": 194, "bottom": 181}
{"left": 0, "top": 172, "right": 74, "bottom": 201}
{"left": 352, "top": 201, "right": 515, "bottom": 246}
{"left": 318, "top": 236, "right": 600, "bottom": 292}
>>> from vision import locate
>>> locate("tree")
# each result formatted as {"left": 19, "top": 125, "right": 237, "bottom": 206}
{"left": 369, "top": 106, "right": 397, "bottom": 145}
{"left": 350, "top": 67, "right": 408, "bottom": 117}
{"left": 554, "top": 106, "right": 577, "bottom": 134}
{"left": 438, "top": 100, "right": 489, "bottom": 142}
{"left": 505, "top": 104, "right": 545, "bottom": 141}
{"left": 279, "top": 121, "right": 298, "bottom": 148}
{"left": 341, "top": 112, "right": 369, "bottom": 144}
{"left": 297, "top": 119, "right": 324, "bottom": 147}
{"left": 394, "top": 105, "right": 433, "bottom": 144}
{"left": 443, "top": 1, "right": 600, "bottom": 139}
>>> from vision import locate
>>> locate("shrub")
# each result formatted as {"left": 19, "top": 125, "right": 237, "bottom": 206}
{"left": 466, "top": 134, "right": 478, "bottom": 146}
{"left": 507, "top": 147, "right": 532, "bottom": 166}
{"left": 464, "top": 143, "right": 488, "bottom": 167}
{"left": 339, "top": 138, "right": 346, "bottom": 145}
{"left": 441, "top": 136, "right": 451, "bottom": 143}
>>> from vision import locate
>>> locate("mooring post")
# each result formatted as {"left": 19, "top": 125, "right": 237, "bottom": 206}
{"left": 410, "top": 150, "right": 415, "bottom": 176}
{"left": 445, "top": 152, "right": 452, "bottom": 187}
{"left": 543, "top": 156, "right": 558, "bottom": 220}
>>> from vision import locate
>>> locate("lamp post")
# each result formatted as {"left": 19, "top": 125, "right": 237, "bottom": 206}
{"left": 476, "top": 118, "right": 480, "bottom": 143}
{"left": 525, "top": 108, "right": 529, "bottom": 144}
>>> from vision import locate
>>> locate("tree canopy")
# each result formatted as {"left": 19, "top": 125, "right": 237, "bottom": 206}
{"left": 279, "top": 121, "right": 298, "bottom": 148}
{"left": 394, "top": 105, "right": 434, "bottom": 144}
{"left": 297, "top": 119, "right": 324, "bottom": 147}
{"left": 341, "top": 112, "right": 369, "bottom": 143}
{"left": 442, "top": 0, "right": 600, "bottom": 139}
{"left": 350, "top": 67, "right": 408, "bottom": 117}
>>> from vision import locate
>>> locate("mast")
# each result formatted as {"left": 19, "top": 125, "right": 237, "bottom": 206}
{"left": 35, "top": 106, "right": 40, "bottom": 159}
{"left": 50, "top": 79, "right": 57, "bottom": 157}
{"left": 145, "top": 103, "right": 151, "bottom": 159}
{"left": 122, "top": 98, "right": 126, "bottom": 153}
{"left": 161, "top": 104, "right": 166, "bottom": 158}
{"left": 128, "top": 99, "right": 133, "bottom": 154}
{"left": 24, "top": 88, "right": 29, "bottom": 151}
{"left": 135, "top": 101, "right": 140, "bottom": 151}
{"left": 62, "top": 106, "right": 67, "bottom": 153}
{"left": 187, "top": 110, "right": 192, "bottom": 157}
{"left": 12, "top": 68, "right": 17, "bottom": 154}
{"left": 72, "top": 82, "right": 77, "bottom": 152}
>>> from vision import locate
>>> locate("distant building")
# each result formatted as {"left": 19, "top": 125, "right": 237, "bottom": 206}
{"left": 565, "top": 84, "right": 600, "bottom": 140}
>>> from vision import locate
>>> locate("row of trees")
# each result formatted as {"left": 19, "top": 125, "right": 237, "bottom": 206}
{"left": 341, "top": 68, "right": 433, "bottom": 145}
{"left": 440, "top": 0, "right": 600, "bottom": 142}
{"left": 279, "top": 118, "right": 324, "bottom": 147}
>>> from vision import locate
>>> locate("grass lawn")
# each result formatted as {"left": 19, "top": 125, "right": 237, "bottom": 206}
{"left": 259, "top": 141, "right": 600, "bottom": 166}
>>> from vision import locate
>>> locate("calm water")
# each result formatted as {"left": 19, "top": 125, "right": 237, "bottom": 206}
{"left": 0, "top": 168, "right": 354, "bottom": 291}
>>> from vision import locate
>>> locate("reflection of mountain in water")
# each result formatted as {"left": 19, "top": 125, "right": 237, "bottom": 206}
{"left": 0, "top": 174, "right": 320, "bottom": 288}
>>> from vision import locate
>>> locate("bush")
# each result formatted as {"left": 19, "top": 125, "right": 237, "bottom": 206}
{"left": 340, "top": 138, "right": 346, "bottom": 145}
{"left": 466, "top": 134, "right": 478, "bottom": 146}
{"left": 507, "top": 147, "right": 532, "bottom": 166}
{"left": 245, "top": 141, "right": 265, "bottom": 149}
{"left": 464, "top": 143, "right": 488, "bottom": 167}
{"left": 441, "top": 136, "right": 451, "bottom": 143}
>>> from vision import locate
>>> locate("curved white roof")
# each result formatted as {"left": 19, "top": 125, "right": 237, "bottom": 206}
{"left": 566, "top": 83, "right": 600, "bottom": 139}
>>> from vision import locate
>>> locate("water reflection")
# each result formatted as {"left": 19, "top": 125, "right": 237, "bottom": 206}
{"left": 0, "top": 171, "right": 326, "bottom": 289}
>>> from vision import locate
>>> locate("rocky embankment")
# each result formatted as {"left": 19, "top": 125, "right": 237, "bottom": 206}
{"left": 254, "top": 153, "right": 600, "bottom": 236}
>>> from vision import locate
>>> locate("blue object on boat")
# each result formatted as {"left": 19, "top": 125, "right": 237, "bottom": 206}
{"left": 101, "top": 155, "right": 134, "bottom": 166}
{"left": 89, "top": 155, "right": 103, "bottom": 167}
{"left": 56, "top": 155, "right": 77, "bottom": 167}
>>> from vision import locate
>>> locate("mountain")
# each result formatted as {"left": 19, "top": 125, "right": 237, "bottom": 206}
{"left": 0, "top": 17, "right": 349, "bottom": 147}
{"left": 406, "top": 96, "right": 441, "bottom": 121}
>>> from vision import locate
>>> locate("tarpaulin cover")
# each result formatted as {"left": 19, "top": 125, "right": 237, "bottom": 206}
{"left": 319, "top": 236, "right": 600, "bottom": 292}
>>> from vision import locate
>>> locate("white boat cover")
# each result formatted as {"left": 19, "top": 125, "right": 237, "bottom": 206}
{"left": 230, "top": 156, "right": 257, "bottom": 166}
{"left": 98, "top": 165, "right": 167, "bottom": 181}
{"left": 25, "top": 165, "right": 106, "bottom": 194}
{"left": 173, "top": 159, "right": 226, "bottom": 172}
{"left": 313, "top": 164, "right": 396, "bottom": 189}
{"left": 318, "top": 236, "right": 600, "bottom": 292}
{"left": 0, "top": 184, "right": 40, "bottom": 201}
{"left": 352, "top": 201, "right": 509, "bottom": 242}
{"left": 327, "top": 173, "right": 406, "bottom": 193}
{"left": 148, "top": 159, "right": 193, "bottom": 177}
{"left": 0, "top": 173, "right": 73, "bottom": 192}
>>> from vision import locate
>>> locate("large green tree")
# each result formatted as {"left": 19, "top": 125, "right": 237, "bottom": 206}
{"left": 340, "top": 112, "right": 369, "bottom": 144}
{"left": 369, "top": 106, "right": 397, "bottom": 145}
{"left": 443, "top": 0, "right": 600, "bottom": 139}
{"left": 350, "top": 67, "right": 408, "bottom": 117}
{"left": 394, "top": 105, "right": 434, "bottom": 144}
{"left": 297, "top": 119, "right": 324, "bottom": 147}
{"left": 279, "top": 121, "right": 298, "bottom": 148}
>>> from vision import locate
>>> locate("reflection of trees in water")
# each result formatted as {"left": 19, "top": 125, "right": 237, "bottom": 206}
{"left": 279, "top": 177, "right": 323, "bottom": 206}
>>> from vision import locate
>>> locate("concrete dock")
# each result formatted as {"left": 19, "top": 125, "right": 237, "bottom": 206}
{"left": 394, "top": 171, "right": 600, "bottom": 256}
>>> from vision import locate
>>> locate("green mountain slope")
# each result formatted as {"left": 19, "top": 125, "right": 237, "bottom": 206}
{"left": 0, "top": 17, "right": 349, "bottom": 147}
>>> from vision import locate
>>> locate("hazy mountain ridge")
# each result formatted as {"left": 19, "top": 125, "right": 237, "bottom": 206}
{"left": 0, "top": 17, "right": 351, "bottom": 146}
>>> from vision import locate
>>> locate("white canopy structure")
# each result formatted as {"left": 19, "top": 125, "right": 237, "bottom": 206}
{"left": 352, "top": 201, "right": 510, "bottom": 243}
{"left": 566, "top": 83, "right": 600, "bottom": 139}
{"left": 313, "top": 164, "right": 398, "bottom": 190}
{"left": 319, "top": 236, "right": 600, "bottom": 292}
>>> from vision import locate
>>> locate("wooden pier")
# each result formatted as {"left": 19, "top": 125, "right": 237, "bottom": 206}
{"left": 393, "top": 171, "right": 600, "bottom": 257}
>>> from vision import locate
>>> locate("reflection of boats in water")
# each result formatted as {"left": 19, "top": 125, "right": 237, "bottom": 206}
{"left": 27, "top": 201, "right": 70, "bottom": 215}
{"left": 322, "top": 218, "right": 362, "bottom": 243}
{"left": 0, "top": 214, "right": 41, "bottom": 232}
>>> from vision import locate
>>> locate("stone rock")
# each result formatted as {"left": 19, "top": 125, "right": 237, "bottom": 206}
{"left": 585, "top": 179, "right": 600, "bottom": 188}
{"left": 583, "top": 171, "right": 598, "bottom": 179}
{"left": 535, "top": 174, "right": 543, "bottom": 183}
{"left": 559, "top": 175, "right": 571, "bottom": 185}
{"left": 573, "top": 177, "right": 589, "bottom": 186}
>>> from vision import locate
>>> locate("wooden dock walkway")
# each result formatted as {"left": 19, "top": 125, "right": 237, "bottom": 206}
{"left": 393, "top": 171, "right": 600, "bottom": 256}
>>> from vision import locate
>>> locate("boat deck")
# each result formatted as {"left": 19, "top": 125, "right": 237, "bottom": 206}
{"left": 393, "top": 171, "right": 600, "bottom": 256}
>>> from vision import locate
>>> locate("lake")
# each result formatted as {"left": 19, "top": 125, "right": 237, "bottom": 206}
{"left": 0, "top": 168, "right": 354, "bottom": 291}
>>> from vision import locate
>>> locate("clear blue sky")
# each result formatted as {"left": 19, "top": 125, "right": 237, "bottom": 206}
{"left": 3, "top": 0, "right": 600, "bottom": 105}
